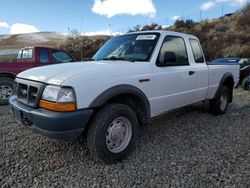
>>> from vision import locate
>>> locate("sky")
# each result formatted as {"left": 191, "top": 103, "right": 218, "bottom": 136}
{"left": 0, "top": 0, "right": 248, "bottom": 36}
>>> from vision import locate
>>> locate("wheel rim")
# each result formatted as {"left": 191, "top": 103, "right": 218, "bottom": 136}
{"left": 106, "top": 117, "right": 132, "bottom": 153}
{"left": 220, "top": 90, "right": 228, "bottom": 111}
{"left": 0, "top": 85, "right": 13, "bottom": 100}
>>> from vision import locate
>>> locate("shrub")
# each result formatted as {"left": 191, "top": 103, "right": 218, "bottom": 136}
{"left": 60, "top": 35, "right": 110, "bottom": 61}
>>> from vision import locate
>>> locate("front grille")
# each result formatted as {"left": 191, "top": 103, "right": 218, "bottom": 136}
{"left": 15, "top": 78, "right": 46, "bottom": 108}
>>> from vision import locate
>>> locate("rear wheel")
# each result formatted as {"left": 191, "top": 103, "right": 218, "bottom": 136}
{"left": 0, "top": 77, "right": 14, "bottom": 105}
{"left": 87, "top": 104, "right": 138, "bottom": 164}
{"left": 241, "top": 77, "right": 248, "bottom": 90}
{"left": 209, "top": 86, "right": 229, "bottom": 116}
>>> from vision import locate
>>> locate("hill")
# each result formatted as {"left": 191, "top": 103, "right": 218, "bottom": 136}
{"left": 0, "top": 32, "right": 69, "bottom": 50}
{"left": 127, "top": 4, "right": 250, "bottom": 61}
{"left": 0, "top": 32, "right": 110, "bottom": 61}
{"left": 169, "top": 3, "right": 250, "bottom": 61}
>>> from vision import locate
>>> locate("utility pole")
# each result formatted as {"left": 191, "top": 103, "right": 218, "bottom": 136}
{"left": 80, "top": 16, "right": 83, "bottom": 61}
{"left": 200, "top": 10, "right": 202, "bottom": 22}
{"left": 221, "top": 2, "right": 224, "bottom": 17}
{"left": 80, "top": 16, "right": 83, "bottom": 35}
{"left": 109, "top": 24, "right": 112, "bottom": 36}
{"left": 182, "top": 8, "right": 186, "bottom": 21}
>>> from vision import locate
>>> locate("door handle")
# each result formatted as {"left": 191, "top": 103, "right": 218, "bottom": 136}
{"left": 189, "top": 71, "right": 195, "bottom": 76}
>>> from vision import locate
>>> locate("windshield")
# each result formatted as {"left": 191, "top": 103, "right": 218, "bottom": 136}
{"left": 52, "top": 50, "right": 74, "bottom": 63}
{"left": 93, "top": 33, "right": 160, "bottom": 62}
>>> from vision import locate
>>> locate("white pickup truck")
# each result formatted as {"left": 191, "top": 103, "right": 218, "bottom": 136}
{"left": 9, "top": 31, "right": 239, "bottom": 163}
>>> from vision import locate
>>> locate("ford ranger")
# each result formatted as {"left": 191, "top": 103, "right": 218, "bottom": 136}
{"left": 0, "top": 46, "right": 76, "bottom": 104}
{"left": 9, "top": 31, "right": 240, "bottom": 163}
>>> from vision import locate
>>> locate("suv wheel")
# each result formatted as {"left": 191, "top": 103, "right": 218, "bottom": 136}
{"left": 87, "top": 104, "right": 138, "bottom": 164}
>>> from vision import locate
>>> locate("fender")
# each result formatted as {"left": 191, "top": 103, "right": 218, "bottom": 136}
{"left": 0, "top": 71, "right": 16, "bottom": 79}
{"left": 214, "top": 72, "right": 234, "bottom": 102}
{"left": 89, "top": 84, "right": 150, "bottom": 118}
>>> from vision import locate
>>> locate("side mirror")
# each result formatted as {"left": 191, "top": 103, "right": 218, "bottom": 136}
{"left": 163, "top": 51, "right": 176, "bottom": 63}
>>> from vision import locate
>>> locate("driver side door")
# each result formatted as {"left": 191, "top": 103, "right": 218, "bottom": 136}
{"left": 151, "top": 35, "right": 196, "bottom": 116}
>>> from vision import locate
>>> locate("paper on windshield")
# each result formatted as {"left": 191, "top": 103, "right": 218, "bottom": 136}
{"left": 136, "top": 35, "right": 156, "bottom": 40}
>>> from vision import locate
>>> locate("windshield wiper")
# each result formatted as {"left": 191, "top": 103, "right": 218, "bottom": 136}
{"left": 99, "top": 56, "right": 135, "bottom": 62}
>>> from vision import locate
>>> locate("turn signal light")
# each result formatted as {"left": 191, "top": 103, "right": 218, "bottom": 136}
{"left": 39, "top": 100, "right": 77, "bottom": 112}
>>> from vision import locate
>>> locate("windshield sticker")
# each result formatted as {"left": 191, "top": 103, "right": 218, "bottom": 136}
{"left": 136, "top": 35, "right": 156, "bottom": 40}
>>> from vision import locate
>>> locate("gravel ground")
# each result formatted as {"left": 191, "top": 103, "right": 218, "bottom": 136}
{"left": 0, "top": 89, "right": 250, "bottom": 188}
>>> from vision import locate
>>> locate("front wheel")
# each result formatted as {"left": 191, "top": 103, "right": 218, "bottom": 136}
{"left": 0, "top": 77, "right": 14, "bottom": 105}
{"left": 87, "top": 104, "right": 139, "bottom": 164}
{"left": 209, "top": 86, "right": 229, "bottom": 116}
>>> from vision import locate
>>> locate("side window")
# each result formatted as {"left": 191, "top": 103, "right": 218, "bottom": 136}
{"left": 17, "top": 51, "right": 22, "bottom": 59}
{"left": 157, "top": 36, "right": 189, "bottom": 66}
{"left": 189, "top": 39, "right": 204, "bottom": 63}
{"left": 52, "top": 51, "right": 73, "bottom": 63}
{"left": 21, "top": 49, "right": 33, "bottom": 59}
{"left": 39, "top": 49, "right": 49, "bottom": 63}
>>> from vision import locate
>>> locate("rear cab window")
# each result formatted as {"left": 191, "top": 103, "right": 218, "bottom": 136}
{"left": 189, "top": 39, "right": 205, "bottom": 63}
{"left": 17, "top": 49, "right": 33, "bottom": 60}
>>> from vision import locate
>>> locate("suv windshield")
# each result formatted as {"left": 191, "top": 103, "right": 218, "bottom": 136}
{"left": 93, "top": 33, "right": 160, "bottom": 62}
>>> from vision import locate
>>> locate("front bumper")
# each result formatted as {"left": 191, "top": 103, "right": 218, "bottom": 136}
{"left": 9, "top": 95, "right": 94, "bottom": 139}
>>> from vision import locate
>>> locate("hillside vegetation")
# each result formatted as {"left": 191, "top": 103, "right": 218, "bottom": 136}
{"left": 170, "top": 3, "right": 250, "bottom": 61}
{"left": 127, "top": 3, "right": 250, "bottom": 61}
{"left": 60, "top": 35, "right": 110, "bottom": 61}
{"left": 61, "top": 4, "right": 249, "bottom": 61}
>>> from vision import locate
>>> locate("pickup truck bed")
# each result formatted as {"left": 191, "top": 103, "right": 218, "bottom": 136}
{"left": 209, "top": 58, "right": 250, "bottom": 89}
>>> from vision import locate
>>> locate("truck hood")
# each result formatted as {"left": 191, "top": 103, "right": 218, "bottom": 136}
{"left": 17, "top": 61, "right": 151, "bottom": 85}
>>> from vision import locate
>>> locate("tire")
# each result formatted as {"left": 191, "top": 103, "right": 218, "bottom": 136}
{"left": 0, "top": 77, "right": 14, "bottom": 105}
{"left": 241, "top": 77, "right": 248, "bottom": 90}
{"left": 87, "top": 104, "right": 139, "bottom": 164}
{"left": 209, "top": 86, "right": 229, "bottom": 116}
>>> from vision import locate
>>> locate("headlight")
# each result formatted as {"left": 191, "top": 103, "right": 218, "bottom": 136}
{"left": 41, "top": 85, "right": 60, "bottom": 102}
{"left": 39, "top": 85, "right": 76, "bottom": 112}
{"left": 41, "top": 85, "right": 75, "bottom": 103}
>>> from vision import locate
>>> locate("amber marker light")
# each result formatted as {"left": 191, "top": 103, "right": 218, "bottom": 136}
{"left": 39, "top": 100, "right": 76, "bottom": 112}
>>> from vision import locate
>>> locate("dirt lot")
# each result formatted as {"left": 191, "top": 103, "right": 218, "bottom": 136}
{"left": 0, "top": 89, "right": 250, "bottom": 187}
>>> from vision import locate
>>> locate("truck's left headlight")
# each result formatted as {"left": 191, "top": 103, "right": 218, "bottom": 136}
{"left": 39, "top": 85, "right": 77, "bottom": 112}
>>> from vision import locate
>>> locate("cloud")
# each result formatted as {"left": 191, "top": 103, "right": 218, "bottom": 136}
{"left": 92, "top": 0, "right": 156, "bottom": 18}
{"left": 201, "top": 0, "right": 247, "bottom": 10}
{"left": 0, "top": 22, "right": 9, "bottom": 28}
{"left": 231, "top": 0, "right": 247, "bottom": 5}
{"left": 172, "top": 16, "right": 180, "bottom": 21}
{"left": 201, "top": 2, "right": 216, "bottom": 10}
{"left": 10, "top": 23, "right": 39, "bottom": 34}
{"left": 83, "top": 30, "right": 123, "bottom": 36}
